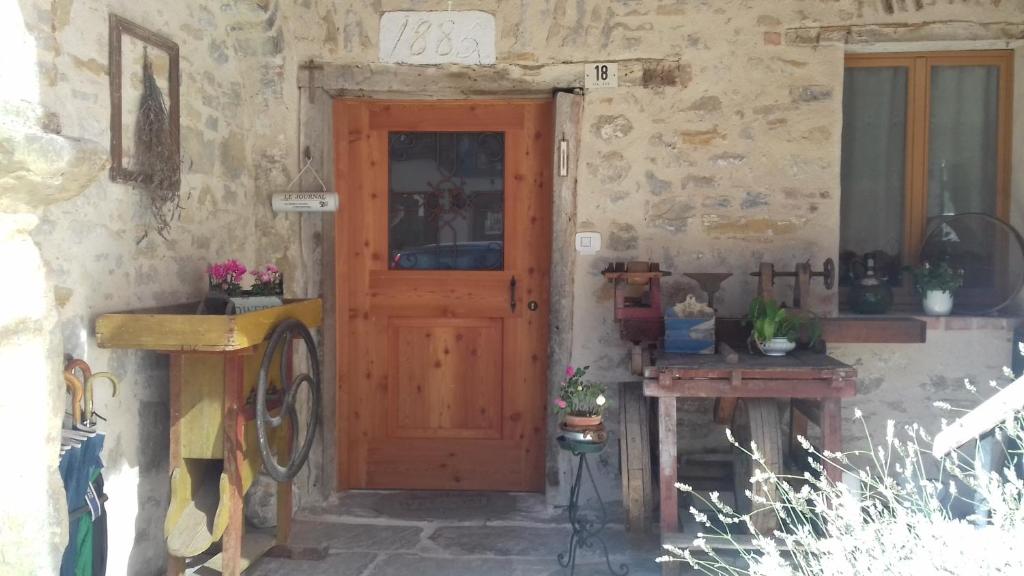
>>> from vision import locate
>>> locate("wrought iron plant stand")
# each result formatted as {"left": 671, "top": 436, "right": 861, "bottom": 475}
{"left": 557, "top": 436, "right": 629, "bottom": 576}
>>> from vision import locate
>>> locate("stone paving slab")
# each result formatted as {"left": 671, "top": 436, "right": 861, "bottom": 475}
{"left": 247, "top": 551, "right": 671, "bottom": 576}
{"left": 429, "top": 524, "right": 569, "bottom": 557}
{"left": 246, "top": 551, "right": 378, "bottom": 576}
{"left": 543, "top": 561, "right": 664, "bottom": 576}
{"left": 362, "top": 554, "right": 668, "bottom": 576}
{"left": 289, "top": 520, "right": 423, "bottom": 551}
{"left": 251, "top": 490, "right": 682, "bottom": 575}
{"left": 301, "top": 490, "right": 565, "bottom": 525}
{"left": 365, "top": 554, "right": 555, "bottom": 576}
{"left": 429, "top": 524, "right": 661, "bottom": 559}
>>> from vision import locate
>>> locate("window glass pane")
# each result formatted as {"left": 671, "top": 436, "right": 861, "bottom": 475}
{"left": 388, "top": 132, "right": 505, "bottom": 270}
{"left": 927, "top": 65, "right": 1000, "bottom": 218}
{"left": 840, "top": 67, "right": 908, "bottom": 284}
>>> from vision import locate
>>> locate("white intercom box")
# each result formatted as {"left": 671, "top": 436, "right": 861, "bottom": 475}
{"left": 575, "top": 232, "right": 601, "bottom": 255}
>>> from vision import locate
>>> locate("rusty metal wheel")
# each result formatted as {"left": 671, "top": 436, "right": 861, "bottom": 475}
{"left": 256, "top": 319, "right": 321, "bottom": 482}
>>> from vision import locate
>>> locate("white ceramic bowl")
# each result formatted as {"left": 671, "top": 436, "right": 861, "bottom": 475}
{"left": 758, "top": 337, "right": 796, "bottom": 356}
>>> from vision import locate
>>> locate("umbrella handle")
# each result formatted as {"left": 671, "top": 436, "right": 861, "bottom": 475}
{"left": 84, "top": 372, "right": 119, "bottom": 425}
{"left": 63, "top": 372, "right": 84, "bottom": 426}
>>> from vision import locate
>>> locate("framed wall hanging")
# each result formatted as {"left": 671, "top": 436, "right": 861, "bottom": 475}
{"left": 108, "top": 14, "right": 180, "bottom": 191}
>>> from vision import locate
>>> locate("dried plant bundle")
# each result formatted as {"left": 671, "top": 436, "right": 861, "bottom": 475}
{"left": 132, "top": 47, "right": 181, "bottom": 238}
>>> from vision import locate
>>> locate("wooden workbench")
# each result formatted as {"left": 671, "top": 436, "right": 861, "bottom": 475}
{"left": 642, "top": 350, "right": 856, "bottom": 537}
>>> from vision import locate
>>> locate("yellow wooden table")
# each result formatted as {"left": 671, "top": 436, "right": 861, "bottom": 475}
{"left": 97, "top": 299, "right": 322, "bottom": 575}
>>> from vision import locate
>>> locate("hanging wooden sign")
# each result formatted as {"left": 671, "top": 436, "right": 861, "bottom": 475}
{"left": 271, "top": 192, "right": 338, "bottom": 212}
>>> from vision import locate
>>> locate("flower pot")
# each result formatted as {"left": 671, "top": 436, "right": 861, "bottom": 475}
{"left": 922, "top": 290, "right": 954, "bottom": 316}
{"left": 228, "top": 295, "right": 284, "bottom": 315}
{"left": 564, "top": 414, "right": 602, "bottom": 429}
{"left": 757, "top": 337, "right": 796, "bottom": 357}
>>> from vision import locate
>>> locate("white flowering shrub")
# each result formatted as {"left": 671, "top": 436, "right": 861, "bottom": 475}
{"left": 660, "top": 374, "right": 1024, "bottom": 576}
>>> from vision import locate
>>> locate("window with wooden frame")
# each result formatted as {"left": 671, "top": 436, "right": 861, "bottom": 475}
{"left": 839, "top": 51, "right": 1013, "bottom": 308}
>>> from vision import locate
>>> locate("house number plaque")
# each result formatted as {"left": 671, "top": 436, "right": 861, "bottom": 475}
{"left": 585, "top": 63, "right": 619, "bottom": 89}
{"left": 380, "top": 11, "right": 496, "bottom": 65}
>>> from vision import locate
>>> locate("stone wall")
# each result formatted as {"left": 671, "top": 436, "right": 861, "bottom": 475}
{"left": 285, "top": 0, "right": 1024, "bottom": 501}
{"left": 3, "top": 1, "right": 320, "bottom": 573}
{"left": 278, "top": 0, "right": 1024, "bottom": 504}
{"left": 3, "top": 0, "right": 1024, "bottom": 573}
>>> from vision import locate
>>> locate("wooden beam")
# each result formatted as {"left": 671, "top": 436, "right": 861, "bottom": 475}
{"left": 646, "top": 378, "right": 856, "bottom": 399}
{"left": 821, "top": 398, "right": 843, "bottom": 484}
{"left": 96, "top": 299, "right": 323, "bottom": 352}
{"left": 791, "top": 398, "right": 822, "bottom": 424}
{"left": 933, "top": 375, "right": 1024, "bottom": 457}
{"left": 821, "top": 317, "right": 926, "bottom": 344}
{"left": 658, "top": 397, "right": 678, "bottom": 534}
{"left": 757, "top": 263, "right": 774, "bottom": 301}
{"left": 620, "top": 383, "right": 653, "bottom": 533}
{"left": 222, "top": 355, "right": 246, "bottom": 576}
{"left": 309, "top": 60, "right": 687, "bottom": 99}
{"left": 713, "top": 397, "right": 739, "bottom": 425}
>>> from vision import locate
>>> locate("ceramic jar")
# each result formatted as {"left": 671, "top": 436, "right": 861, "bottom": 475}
{"left": 849, "top": 255, "right": 893, "bottom": 314}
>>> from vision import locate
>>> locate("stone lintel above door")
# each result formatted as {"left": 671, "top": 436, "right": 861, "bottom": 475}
{"left": 300, "top": 60, "right": 692, "bottom": 99}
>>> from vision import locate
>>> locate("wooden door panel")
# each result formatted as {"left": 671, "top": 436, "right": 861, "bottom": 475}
{"left": 387, "top": 318, "right": 502, "bottom": 439}
{"left": 365, "top": 439, "right": 531, "bottom": 490}
{"left": 337, "top": 99, "right": 552, "bottom": 492}
{"left": 367, "top": 101, "right": 526, "bottom": 131}
{"left": 368, "top": 271, "right": 514, "bottom": 318}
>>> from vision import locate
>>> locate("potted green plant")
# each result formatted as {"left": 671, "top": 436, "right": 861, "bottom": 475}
{"left": 749, "top": 295, "right": 819, "bottom": 354}
{"left": 909, "top": 261, "right": 963, "bottom": 316}
{"left": 553, "top": 365, "right": 607, "bottom": 429}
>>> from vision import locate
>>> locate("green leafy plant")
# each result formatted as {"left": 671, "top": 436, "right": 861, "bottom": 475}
{"left": 553, "top": 365, "right": 607, "bottom": 417}
{"left": 748, "top": 297, "right": 801, "bottom": 344}
{"left": 908, "top": 261, "right": 964, "bottom": 294}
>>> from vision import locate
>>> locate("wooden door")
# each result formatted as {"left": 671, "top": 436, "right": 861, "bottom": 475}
{"left": 335, "top": 100, "right": 553, "bottom": 491}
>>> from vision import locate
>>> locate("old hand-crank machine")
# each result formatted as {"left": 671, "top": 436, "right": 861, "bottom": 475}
{"left": 750, "top": 258, "right": 835, "bottom": 312}
{"left": 96, "top": 299, "right": 323, "bottom": 575}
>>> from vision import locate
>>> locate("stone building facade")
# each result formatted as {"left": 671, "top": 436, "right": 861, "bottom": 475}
{"left": 2, "top": 1, "right": 1022, "bottom": 573}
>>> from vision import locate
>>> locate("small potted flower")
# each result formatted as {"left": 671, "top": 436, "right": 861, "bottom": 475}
{"left": 554, "top": 365, "right": 607, "bottom": 429}
{"left": 202, "top": 260, "right": 284, "bottom": 315}
{"left": 207, "top": 259, "right": 246, "bottom": 297}
{"left": 250, "top": 264, "right": 284, "bottom": 296}
{"left": 909, "top": 261, "right": 964, "bottom": 316}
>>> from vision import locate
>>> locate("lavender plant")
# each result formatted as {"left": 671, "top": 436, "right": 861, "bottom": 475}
{"left": 660, "top": 372, "right": 1024, "bottom": 575}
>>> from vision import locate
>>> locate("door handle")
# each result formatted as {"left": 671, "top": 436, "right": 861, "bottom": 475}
{"left": 510, "top": 276, "right": 517, "bottom": 312}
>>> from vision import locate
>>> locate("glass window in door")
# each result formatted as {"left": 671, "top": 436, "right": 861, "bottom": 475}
{"left": 388, "top": 132, "right": 505, "bottom": 271}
